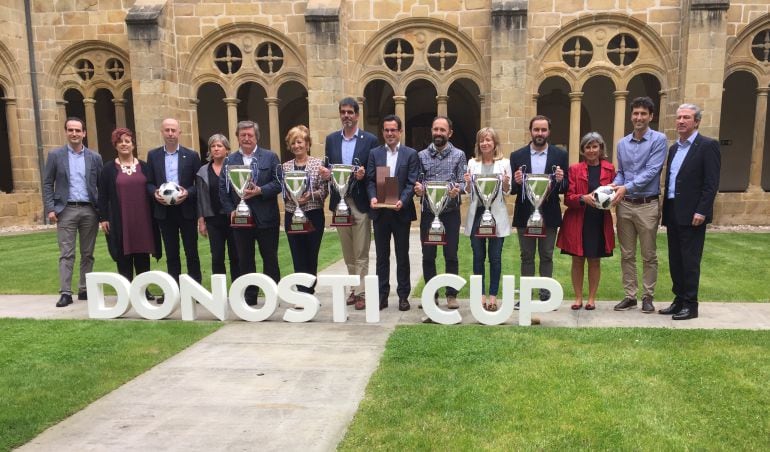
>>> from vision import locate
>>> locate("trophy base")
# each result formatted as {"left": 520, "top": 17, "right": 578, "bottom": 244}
{"left": 423, "top": 232, "right": 447, "bottom": 246}
{"left": 474, "top": 225, "right": 497, "bottom": 238}
{"left": 375, "top": 203, "right": 399, "bottom": 209}
{"left": 231, "top": 215, "right": 255, "bottom": 228}
{"left": 287, "top": 221, "right": 315, "bottom": 234}
{"left": 524, "top": 225, "right": 546, "bottom": 238}
{"left": 331, "top": 213, "right": 353, "bottom": 227}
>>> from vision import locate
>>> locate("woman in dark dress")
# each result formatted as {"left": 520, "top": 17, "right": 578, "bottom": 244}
{"left": 98, "top": 128, "right": 161, "bottom": 281}
{"left": 556, "top": 132, "right": 616, "bottom": 310}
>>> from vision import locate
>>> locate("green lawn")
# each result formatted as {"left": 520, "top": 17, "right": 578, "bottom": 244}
{"left": 414, "top": 232, "right": 770, "bottom": 302}
{"left": 0, "top": 318, "right": 221, "bottom": 451}
{"left": 0, "top": 229, "right": 342, "bottom": 294}
{"left": 340, "top": 326, "right": 770, "bottom": 450}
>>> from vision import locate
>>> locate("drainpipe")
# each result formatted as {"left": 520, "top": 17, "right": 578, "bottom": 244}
{"left": 24, "top": 0, "right": 46, "bottom": 224}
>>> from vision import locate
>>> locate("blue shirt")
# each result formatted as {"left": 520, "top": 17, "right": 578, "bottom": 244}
{"left": 66, "top": 145, "right": 89, "bottom": 202}
{"left": 530, "top": 147, "right": 548, "bottom": 174}
{"left": 667, "top": 131, "right": 699, "bottom": 199}
{"left": 164, "top": 146, "right": 180, "bottom": 184}
{"left": 340, "top": 129, "right": 358, "bottom": 165}
{"left": 613, "top": 128, "right": 667, "bottom": 197}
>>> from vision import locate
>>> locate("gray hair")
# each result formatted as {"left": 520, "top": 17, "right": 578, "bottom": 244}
{"left": 206, "top": 134, "right": 230, "bottom": 161}
{"left": 236, "top": 120, "right": 260, "bottom": 139}
{"left": 677, "top": 103, "right": 702, "bottom": 122}
{"left": 579, "top": 132, "right": 608, "bottom": 159}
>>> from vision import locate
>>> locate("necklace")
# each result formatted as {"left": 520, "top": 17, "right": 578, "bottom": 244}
{"left": 118, "top": 158, "right": 137, "bottom": 175}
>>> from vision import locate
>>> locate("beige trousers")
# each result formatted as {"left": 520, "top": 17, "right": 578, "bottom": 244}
{"left": 616, "top": 199, "right": 660, "bottom": 299}
{"left": 337, "top": 197, "right": 371, "bottom": 294}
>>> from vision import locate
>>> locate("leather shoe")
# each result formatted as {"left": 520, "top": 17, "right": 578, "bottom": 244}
{"left": 56, "top": 294, "right": 73, "bottom": 307}
{"left": 379, "top": 296, "right": 388, "bottom": 311}
{"left": 157, "top": 295, "right": 166, "bottom": 305}
{"left": 77, "top": 290, "right": 88, "bottom": 301}
{"left": 398, "top": 298, "right": 410, "bottom": 311}
{"left": 355, "top": 294, "right": 366, "bottom": 310}
{"left": 346, "top": 291, "right": 357, "bottom": 306}
{"left": 672, "top": 307, "right": 698, "bottom": 320}
{"left": 658, "top": 303, "right": 682, "bottom": 315}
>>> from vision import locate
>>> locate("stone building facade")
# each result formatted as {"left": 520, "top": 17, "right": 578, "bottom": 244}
{"left": 1, "top": 0, "right": 769, "bottom": 226}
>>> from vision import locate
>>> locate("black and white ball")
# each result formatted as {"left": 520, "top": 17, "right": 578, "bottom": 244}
{"left": 592, "top": 185, "right": 616, "bottom": 210}
{"left": 159, "top": 182, "right": 182, "bottom": 205}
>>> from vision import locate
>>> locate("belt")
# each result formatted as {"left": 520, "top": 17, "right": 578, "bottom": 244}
{"left": 622, "top": 196, "right": 658, "bottom": 205}
{"left": 66, "top": 201, "right": 91, "bottom": 206}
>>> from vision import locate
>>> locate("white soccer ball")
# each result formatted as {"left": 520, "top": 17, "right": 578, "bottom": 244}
{"left": 592, "top": 185, "right": 616, "bottom": 210}
{"left": 159, "top": 182, "right": 182, "bottom": 205}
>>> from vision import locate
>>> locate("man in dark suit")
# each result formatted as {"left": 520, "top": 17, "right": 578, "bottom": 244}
{"left": 510, "top": 115, "right": 568, "bottom": 302}
{"left": 146, "top": 118, "right": 202, "bottom": 287}
{"left": 43, "top": 117, "right": 103, "bottom": 307}
{"left": 319, "top": 97, "right": 379, "bottom": 310}
{"left": 660, "top": 103, "right": 721, "bottom": 320}
{"left": 366, "top": 114, "right": 419, "bottom": 311}
{"left": 220, "top": 120, "right": 281, "bottom": 305}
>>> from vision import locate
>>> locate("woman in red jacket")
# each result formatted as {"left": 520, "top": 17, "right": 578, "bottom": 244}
{"left": 556, "top": 132, "right": 616, "bottom": 310}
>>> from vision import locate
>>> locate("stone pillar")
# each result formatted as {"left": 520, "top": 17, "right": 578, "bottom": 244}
{"left": 569, "top": 91, "right": 583, "bottom": 164}
{"left": 749, "top": 87, "right": 769, "bottom": 191}
{"left": 113, "top": 98, "right": 126, "bottom": 128}
{"left": 612, "top": 91, "right": 629, "bottom": 164}
{"left": 83, "top": 98, "right": 99, "bottom": 152}
{"left": 356, "top": 96, "right": 366, "bottom": 128}
{"left": 478, "top": 94, "right": 487, "bottom": 127}
{"left": 56, "top": 99, "right": 68, "bottom": 124}
{"left": 393, "top": 95, "right": 406, "bottom": 145}
{"left": 658, "top": 90, "right": 668, "bottom": 136}
{"left": 2, "top": 98, "right": 26, "bottom": 190}
{"left": 436, "top": 95, "right": 448, "bottom": 117}
{"left": 223, "top": 98, "right": 240, "bottom": 150}
{"left": 265, "top": 97, "right": 281, "bottom": 153}
{"left": 188, "top": 98, "right": 200, "bottom": 153}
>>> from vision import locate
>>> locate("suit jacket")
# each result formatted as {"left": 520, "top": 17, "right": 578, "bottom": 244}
{"left": 324, "top": 128, "right": 379, "bottom": 213}
{"left": 219, "top": 148, "right": 281, "bottom": 228}
{"left": 145, "top": 145, "right": 202, "bottom": 220}
{"left": 509, "top": 144, "right": 569, "bottom": 228}
{"left": 42, "top": 145, "right": 103, "bottom": 215}
{"left": 366, "top": 144, "right": 419, "bottom": 222}
{"left": 662, "top": 133, "right": 721, "bottom": 226}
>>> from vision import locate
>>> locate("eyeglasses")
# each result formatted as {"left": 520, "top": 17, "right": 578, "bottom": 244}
{"left": 383, "top": 128, "right": 400, "bottom": 133}
{"left": 339, "top": 110, "right": 356, "bottom": 115}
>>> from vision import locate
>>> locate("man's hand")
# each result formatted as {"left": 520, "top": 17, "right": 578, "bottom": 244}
{"left": 175, "top": 187, "right": 189, "bottom": 204}
{"left": 370, "top": 197, "right": 379, "bottom": 209}
{"left": 514, "top": 169, "right": 523, "bottom": 185}
{"left": 100, "top": 221, "right": 110, "bottom": 234}
{"left": 47, "top": 211, "right": 57, "bottom": 224}
{"left": 449, "top": 185, "right": 461, "bottom": 199}
{"left": 242, "top": 182, "right": 261, "bottom": 200}
{"left": 394, "top": 200, "right": 403, "bottom": 211}
{"left": 154, "top": 190, "right": 168, "bottom": 205}
{"left": 354, "top": 166, "right": 365, "bottom": 181}
{"left": 414, "top": 181, "right": 424, "bottom": 197}
{"left": 611, "top": 185, "right": 627, "bottom": 207}
{"left": 553, "top": 166, "right": 564, "bottom": 183}
{"left": 692, "top": 213, "right": 705, "bottom": 226}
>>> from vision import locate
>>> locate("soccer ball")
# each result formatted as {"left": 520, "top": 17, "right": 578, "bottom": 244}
{"left": 159, "top": 182, "right": 182, "bottom": 205}
{"left": 592, "top": 185, "right": 616, "bottom": 210}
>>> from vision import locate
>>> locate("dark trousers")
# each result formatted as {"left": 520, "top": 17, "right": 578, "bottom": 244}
{"left": 233, "top": 225, "right": 280, "bottom": 282}
{"left": 420, "top": 209, "right": 460, "bottom": 297}
{"left": 516, "top": 227, "right": 557, "bottom": 277}
{"left": 115, "top": 253, "right": 151, "bottom": 281}
{"left": 205, "top": 214, "right": 241, "bottom": 279}
{"left": 158, "top": 207, "right": 201, "bottom": 282}
{"left": 373, "top": 209, "right": 412, "bottom": 299}
{"left": 666, "top": 218, "right": 706, "bottom": 306}
{"left": 285, "top": 209, "right": 325, "bottom": 293}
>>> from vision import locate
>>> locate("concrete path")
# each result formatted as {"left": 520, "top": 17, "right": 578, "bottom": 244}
{"left": 5, "top": 230, "right": 770, "bottom": 451}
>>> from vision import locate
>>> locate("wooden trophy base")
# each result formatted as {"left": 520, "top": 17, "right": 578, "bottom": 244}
{"left": 474, "top": 224, "right": 497, "bottom": 238}
{"left": 287, "top": 220, "right": 315, "bottom": 234}
{"left": 423, "top": 231, "right": 447, "bottom": 246}
{"left": 524, "top": 225, "right": 546, "bottom": 238}
{"left": 231, "top": 215, "right": 255, "bottom": 228}
{"left": 331, "top": 213, "right": 354, "bottom": 227}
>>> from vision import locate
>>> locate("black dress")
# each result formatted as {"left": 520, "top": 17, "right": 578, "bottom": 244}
{"left": 582, "top": 164, "right": 611, "bottom": 258}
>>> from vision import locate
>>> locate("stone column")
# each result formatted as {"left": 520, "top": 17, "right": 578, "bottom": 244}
{"left": 613, "top": 91, "right": 629, "bottom": 164}
{"left": 2, "top": 98, "right": 25, "bottom": 190}
{"left": 56, "top": 99, "right": 68, "bottom": 124}
{"left": 113, "top": 98, "right": 126, "bottom": 128}
{"left": 83, "top": 98, "right": 99, "bottom": 152}
{"left": 188, "top": 98, "right": 200, "bottom": 153}
{"left": 436, "top": 95, "right": 448, "bottom": 117}
{"left": 569, "top": 91, "right": 583, "bottom": 164}
{"left": 658, "top": 90, "right": 668, "bottom": 136}
{"left": 478, "top": 94, "right": 487, "bottom": 127}
{"left": 393, "top": 95, "right": 406, "bottom": 145}
{"left": 356, "top": 96, "right": 366, "bottom": 128}
{"left": 749, "top": 87, "right": 769, "bottom": 191}
{"left": 223, "top": 97, "right": 240, "bottom": 149}
{"left": 265, "top": 97, "right": 281, "bottom": 153}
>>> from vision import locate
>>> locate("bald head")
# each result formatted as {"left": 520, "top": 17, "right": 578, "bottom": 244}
{"left": 161, "top": 118, "right": 181, "bottom": 152}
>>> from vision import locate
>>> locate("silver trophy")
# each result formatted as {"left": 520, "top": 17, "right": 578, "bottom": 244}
{"left": 227, "top": 165, "right": 255, "bottom": 228}
{"left": 423, "top": 180, "right": 451, "bottom": 245}
{"left": 284, "top": 169, "right": 313, "bottom": 234}
{"left": 473, "top": 173, "right": 501, "bottom": 238}
{"left": 329, "top": 164, "right": 354, "bottom": 226}
{"left": 522, "top": 173, "right": 553, "bottom": 237}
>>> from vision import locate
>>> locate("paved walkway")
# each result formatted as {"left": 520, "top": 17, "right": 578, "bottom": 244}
{"left": 5, "top": 230, "right": 770, "bottom": 451}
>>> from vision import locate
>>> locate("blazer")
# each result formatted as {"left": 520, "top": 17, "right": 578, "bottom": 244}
{"left": 324, "top": 128, "right": 380, "bottom": 213}
{"left": 556, "top": 160, "right": 616, "bottom": 256}
{"left": 365, "top": 144, "right": 419, "bottom": 222}
{"left": 662, "top": 133, "right": 721, "bottom": 226}
{"left": 219, "top": 148, "right": 281, "bottom": 228}
{"left": 145, "top": 145, "right": 202, "bottom": 220}
{"left": 464, "top": 158, "right": 513, "bottom": 237}
{"left": 509, "top": 144, "right": 569, "bottom": 228}
{"left": 196, "top": 162, "right": 226, "bottom": 218}
{"left": 42, "top": 145, "right": 103, "bottom": 215}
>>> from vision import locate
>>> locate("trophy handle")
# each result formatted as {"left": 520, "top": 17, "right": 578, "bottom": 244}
{"left": 519, "top": 165, "right": 528, "bottom": 205}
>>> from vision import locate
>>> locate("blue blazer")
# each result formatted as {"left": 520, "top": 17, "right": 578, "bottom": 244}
{"left": 366, "top": 144, "right": 419, "bottom": 222}
{"left": 324, "top": 129, "right": 379, "bottom": 213}
{"left": 145, "top": 145, "right": 201, "bottom": 220}
{"left": 219, "top": 147, "right": 281, "bottom": 228}
{"left": 42, "top": 145, "right": 103, "bottom": 215}
{"left": 509, "top": 144, "right": 569, "bottom": 228}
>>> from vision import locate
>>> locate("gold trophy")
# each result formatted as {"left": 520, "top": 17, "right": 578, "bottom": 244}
{"left": 227, "top": 165, "right": 255, "bottom": 228}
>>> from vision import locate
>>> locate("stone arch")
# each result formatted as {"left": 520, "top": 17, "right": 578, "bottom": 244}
{"left": 362, "top": 79, "right": 396, "bottom": 137}
{"left": 719, "top": 71, "right": 758, "bottom": 191}
{"left": 726, "top": 14, "right": 770, "bottom": 87}
{"left": 0, "top": 41, "right": 22, "bottom": 97}
{"left": 49, "top": 40, "right": 131, "bottom": 93}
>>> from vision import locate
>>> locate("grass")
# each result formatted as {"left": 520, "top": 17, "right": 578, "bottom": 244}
{"left": 340, "top": 326, "right": 770, "bottom": 450}
{"left": 413, "top": 232, "right": 770, "bottom": 302}
{"left": 0, "top": 229, "right": 342, "bottom": 294}
{"left": 0, "top": 318, "right": 221, "bottom": 451}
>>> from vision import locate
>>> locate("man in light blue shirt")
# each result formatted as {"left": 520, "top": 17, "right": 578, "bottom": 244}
{"left": 611, "top": 97, "right": 667, "bottom": 314}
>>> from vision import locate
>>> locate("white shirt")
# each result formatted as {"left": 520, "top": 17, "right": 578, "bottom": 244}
{"left": 530, "top": 147, "right": 548, "bottom": 174}
{"left": 386, "top": 144, "right": 399, "bottom": 177}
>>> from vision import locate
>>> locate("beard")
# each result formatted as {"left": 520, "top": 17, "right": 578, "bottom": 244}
{"left": 432, "top": 135, "right": 448, "bottom": 148}
{"left": 532, "top": 136, "right": 547, "bottom": 146}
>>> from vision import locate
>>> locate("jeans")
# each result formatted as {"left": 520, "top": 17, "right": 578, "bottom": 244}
{"left": 470, "top": 236, "right": 504, "bottom": 296}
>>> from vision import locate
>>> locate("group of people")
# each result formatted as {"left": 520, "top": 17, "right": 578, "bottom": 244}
{"left": 43, "top": 96, "right": 720, "bottom": 321}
